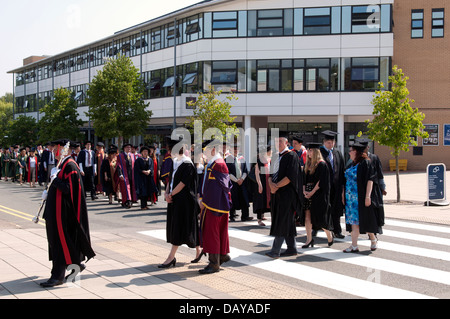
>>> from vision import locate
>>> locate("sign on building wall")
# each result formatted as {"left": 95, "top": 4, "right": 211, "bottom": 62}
{"left": 426, "top": 163, "right": 448, "bottom": 206}
{"left": 443, "top": 124, "right": 450, "bottom": 146}
{"left": 423, "top": 124, "right": 439, "bottom": 146}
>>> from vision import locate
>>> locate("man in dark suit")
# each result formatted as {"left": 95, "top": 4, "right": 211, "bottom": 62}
{"left": 225, "top": 144, "right": 252, "bottom": 222}
{"left": 77, "top": 141, "right": 98, "bottom": 200}
{"left": 320, "top": 130, "right": 345, "bottom": 239}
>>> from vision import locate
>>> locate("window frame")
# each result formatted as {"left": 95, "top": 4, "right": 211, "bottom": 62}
{"left": 432, "top": 8, "right": 445, "bottom": 38}
{"left": 411, "top": 9, "right": 424, "bottom": 39}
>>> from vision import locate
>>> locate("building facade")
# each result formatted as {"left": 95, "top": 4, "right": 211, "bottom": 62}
{"left": 375, "top": 0, "right": 450, "bottom": 171}
{"left": 8, "top": 0, "right": 394, "bottom": 162}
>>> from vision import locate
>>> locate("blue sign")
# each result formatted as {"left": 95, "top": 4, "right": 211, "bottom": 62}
{"left": 427, "top": 164, "right": 446, "bottom": 201}
{"left": 444, "top": 124, "right": 450, "bottom": 146}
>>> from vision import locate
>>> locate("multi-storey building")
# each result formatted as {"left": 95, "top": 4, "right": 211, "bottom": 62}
{"left": 8, "top": 0, "right": 394, "bottom": 162}
{"left": 375, "top": 0, "right": 449, "bottom": 170}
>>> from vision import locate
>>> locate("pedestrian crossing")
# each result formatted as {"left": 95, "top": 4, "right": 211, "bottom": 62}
{"left": 139, "top": 218, "right": 450, "bottom": 299}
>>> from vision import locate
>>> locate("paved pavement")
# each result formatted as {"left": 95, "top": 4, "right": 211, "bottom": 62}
{"left": 0, "top": 170, "right": 449, "bottom": 302}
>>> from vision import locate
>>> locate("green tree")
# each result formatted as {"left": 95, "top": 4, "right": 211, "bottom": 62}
{"left": 6, "top": 115, "right": 39, "bottom": 147}
{"left": 0, "top": 96, "right": 14, "bottom": 145}
{"left": 38, "top": 87, "right": 84, "bottom": 143}
{"left": 365, "top": 66, "right": 428, "bottom": 202}
{"left": 86, "top": 55, "right": 152, "bottom": 146}
{"left": 186, "top": 85, "right": 238, "bottom": 141}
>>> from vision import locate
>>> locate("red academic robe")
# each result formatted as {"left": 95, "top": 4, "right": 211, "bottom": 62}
{"left": 199, "top": 157, "right": 232, "bottom": 255}
{"left": 27, "top": 155, "right": 39, "bottom": 183}
{"left": 42, "top": 156, "right": 95, "bottom": 266}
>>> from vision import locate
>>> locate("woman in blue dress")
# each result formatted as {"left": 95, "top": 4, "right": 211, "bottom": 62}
{"left": 343, "top": 142, "right": 381, "bottom": 253}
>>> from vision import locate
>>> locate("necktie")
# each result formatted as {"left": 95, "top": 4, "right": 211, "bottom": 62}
{"left": 88, "top": 151, "right": 91, "bottom": 166}
{"left": 272, "top": 153, "right": 282, "bottom": 183}
{"left": 235, "top": 157, "right": 241, "bottom": 179}
{"left": 328, "top": 150, "right": 334, "bottom": 173}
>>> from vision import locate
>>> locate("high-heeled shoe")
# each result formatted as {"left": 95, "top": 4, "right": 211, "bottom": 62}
{"left": 191, "top": 251, "right": 206, "bottom": 263}
{"left": 158, "top": 258, "right": 176, "bottom": 268}
{"left": 370, "top": 239, "right": 378, "bottom": 251}
{"left": 302, "top": 239, "right": 314, "bottom": 248}
{"left": 328, "top": 239, "right": 334, "bottom": 247}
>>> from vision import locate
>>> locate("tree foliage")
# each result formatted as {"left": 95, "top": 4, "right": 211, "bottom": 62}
{"left": 186, "top": 85, "right": 238, "bottom": 140}
{"left": 0, "top": 96, "right": 14, "bottom": 146}
{"left": 86, "top": 55, "right": 152, "bottom": 144}
{"left": 7, "top": 115, "right": 39, "bottom": 147}
{"left": 38, "top": 87, "right": 84, "bottom": 143}
{"left": 366, "top": 66, "right": 428, "bottom": 202}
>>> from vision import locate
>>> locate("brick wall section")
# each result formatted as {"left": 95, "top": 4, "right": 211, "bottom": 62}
{"left": 375, "top": 0, "right": 450, "bottom": 171}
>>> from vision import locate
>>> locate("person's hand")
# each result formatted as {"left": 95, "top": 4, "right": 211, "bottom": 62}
{"left": 80, "top": 171, "right": 85, "bottom": 176}
{"left": 382, "top": 190, "right": 387, "bottom": 196}
{"left": 258, "top": 183, "right": 263, "bottom": 194}
{"left": 304, "top": 192, "right": 312, "bottom": 199}
{"left": 365, "top": 197, "right": 371, "bottom": 207}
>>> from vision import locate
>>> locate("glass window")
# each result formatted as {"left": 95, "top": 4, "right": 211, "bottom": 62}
{"left": 238, "top": 11, "right": 247, "bottom": 37}
{"left": 151, "top": 27, "right": 161, "bottom": 51}
{"left": 345, "top": 57, "right": 380, "bottom": 91}
{"left": 294, "top": 8, "right": 303, "bottom": 35}
{"left": 211, "top": 61, "right": 237, "bottom": 84}
{"left": 352, "top": 5, "right": 380, "bottom": 33}
{"left": 204, "top": 12, "right": 212, "bottom": 38}
{"left": 331, "top": 6, "right": 341, "bottom": 34}
{"left": 432, "top": 8, "right": 444, "bottom": 38}
{"left": 257, "top": 9, "right": 284, "bottom": 36}
{"left": 304, "top": 7, "right": 331, "bottom": 35}
{"left": 380, "top": 4, "right": 392, "bottom": 32}
{"left": 411, "top": 9, "right": 424, "bottom": 38}
{"left": 212, "top": 11, "right": 238, "bottom": 37}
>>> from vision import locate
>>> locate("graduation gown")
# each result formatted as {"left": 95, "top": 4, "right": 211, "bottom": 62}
{"left": 199, "top": 156, "right": 232, "bottom": 255}
{"left": 96, "top": 150, "right": 106, "bottom": 192}
{"left": 320, "top": 146, "right": 345, "bottom": 217}
{"left": 160, "top": 152, "right": 173, "bottom": 186}
{"left": 302, "top": 161, "right": 333, "bottom": 231}
{"left": 26, "top": 155, "right": 39, "bottom": 183}
{"left": 345, "top": 159, "right": 384, "bottom": 234}
{"left": 100, "top": 158, "right": 116, "bottom": 195}
{"left": 225, "top": 154, "right": 250, "bottom": 211}
{"left": 134, "top": 157, "right": 158, "bottom": 199}
{"left": 116, "top": 152, "right": 137, "bottom": 203}
{"left": 42, "top": 156, "right": 95, "bottom": 266}
{"left": 270, "top": 150, "right": 302, "bottom": 238}
{"left": 166, "top": 159, "right": 198, "bottom": 248}
{"left": 250, "top": 159, "right": 272, "bottom": 214}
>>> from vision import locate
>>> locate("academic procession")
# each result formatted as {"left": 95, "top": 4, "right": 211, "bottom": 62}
{"left": 0, "top": 129, "right": 386, "bottom": 287}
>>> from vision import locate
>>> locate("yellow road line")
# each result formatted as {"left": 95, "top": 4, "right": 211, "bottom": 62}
{"left": 0, "top": 205, "right": 45, "bottom": 226}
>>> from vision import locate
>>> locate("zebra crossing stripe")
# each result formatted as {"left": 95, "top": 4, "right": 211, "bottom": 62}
{"left": 228, "top": 228, "right": 450, "bottom": 286}
{"left": 139, "top": 229, "right": 436, "bottom": 299}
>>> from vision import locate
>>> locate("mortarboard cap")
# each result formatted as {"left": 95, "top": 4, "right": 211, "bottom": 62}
{"left": 306, "top": 142, "right": 322, "bottom": 149}
{"left": 350, "top": 141, "right": 367, "bottom": 151}
{"left": 292, "top": 135, "right": 304, "bottom": 143}
{"left": 140, "top": 146, "right": 150, "bottom": 153}
{"left": 355, "top": 138, "right": 371, "bottom": 147}
{"left": 97, "top": 142, "right": 105, "bottom": 147}
{"left": 322, "top": 130, "right": 338, "bottom": 140}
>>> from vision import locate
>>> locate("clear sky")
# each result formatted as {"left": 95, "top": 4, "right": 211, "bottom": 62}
{"left": 0, "top": 0, "right": 202, "bottom": 98}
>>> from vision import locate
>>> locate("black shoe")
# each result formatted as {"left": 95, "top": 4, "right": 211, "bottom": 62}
{"left": 158, "top": 258, "right": 176, "bottom": 268}
{"left": 220, "top": 254, "right": 231, "bottom": 265}
{"left": 191, "top": 251, "right": 206, "bottom": 263}
{"left": 198, "top": 264, "right": 219, "bottom": 274}
{"left": 280, "top": 250, "right": 298, "bottom": 257}
{"left": 328, "top": 239, "right": 334, "bottom": 247}
{"left": 64, "top": 263, "right": 86, "bottom": 281}
{"left": 40, "top": 278, "right": 64, "bottom": 288}
{"left": 334, "top": 233, "right": 345, "bottom": 239}
{"left": 302, "top": 239, "right": 315, "bottom": 248}
{"left": 265, "top": 252, "right": 279, "bottom": 259}
{"left": 241, "top": 217, "right": 254, "bottom": 222}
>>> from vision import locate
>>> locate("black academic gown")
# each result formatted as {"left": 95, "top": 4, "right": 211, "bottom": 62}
{"left": 166, "top": 161, "right": 199, "bottom": 248}
{"left": 100, "top": 158, "right": 114, "bottom": 195}
{"left": 367, "top": 153, "right": 385, "bottom": 230}
{"left": 270, "top": 150, "right": 302, "bottom": 238}
{"left": 302, "top": 161, "right": 333, "bottom": 231}
{"left": 134, "top": 157, "right": 158, "bottom": 199}
{"left": 43, "top": 156, "right": 95, "bottom": 273}
{"left": 345, "top": 159, "right": 384, "bottom": 234}
{"left": 225, "top": 155, "right": 250, "bottom": 211}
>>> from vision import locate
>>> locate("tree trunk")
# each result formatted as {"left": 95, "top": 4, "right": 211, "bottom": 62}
{"left": 395, "top": 155, "right": 401, "bottom": 203}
